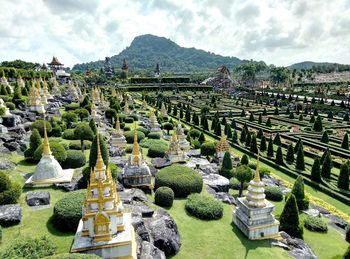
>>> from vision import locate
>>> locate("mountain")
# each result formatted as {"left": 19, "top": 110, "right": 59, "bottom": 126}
{"left": 289, "top": 61, "right": 350, "bottom": 71}
{"left": 72, "top": 34, "right": 242, "bottom": 73}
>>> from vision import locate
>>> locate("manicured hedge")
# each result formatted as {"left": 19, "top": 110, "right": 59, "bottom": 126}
{"left": 155, "top": 164, "right": 203, "bottom": 197}
{"left": 124, "top": 130, "right": 145, "bottom": 143}
{"left": 304, "top": 216, "right": 328, "bottom": 232}
{"left": 185, "top": 193, "right": 223, "bottom": 220}
{"left": 124, "top": 117, "right": 134, "bottom": 123}
{"left": 154, "top": 186, "right": 174, "bottom": 207}
{"left": 265, "top": 186, "right": 283, "bottom": 201}
{"left": 33, "top": 142, "right": 67, "bottom": 164}
{"left": 137, "top": 126, "right": 149, "bottom": 136}
{"left": 62, "top": 129, "right": 78, "bottom": 140}
{"left": 148, "top": 144, "right": 168, "bottom": 158}
{"left": 52, "top": 190, "right": 86, "bottom": 232}
{"left": 0, "top": 172, "right": 21, "bottom": 207}
{"left": 148, "top": 132, "right": 161, "bottom": 139}
{"left": 69, "top": 140, "right": 92, "bottom": 150}
{"left": 63, "top": 150, "right": 86, "bottom": 169}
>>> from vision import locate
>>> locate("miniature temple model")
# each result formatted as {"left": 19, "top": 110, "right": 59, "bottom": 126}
{"left": 160, "top": 103, "right": 167, "bottom": 117}
{"left": 166, "top": 130, "right": 188, "bottom": 163}
{"left": 122, "top": 129, "right": 152, "bottom": 189}
{"left": 28, "top": 82, "right": 45, "bottom": 114}
{"left": 0, "top": 98, "right": 11, "bottom": 116}
{"left": 111, "top": 117, "right": 127, "bottom": 149}
{"left": 71, "top": 135, "right": 136, "bottom": 258}
{"left": 216, "top": 134, "right": 231, "bottom": 159}
{"left": 233, "top": 154, "right": 279, "bottom": 240}
{"left": 123, "top": 99, "right": 131, "bottom": 115}
{"left": 154, "top": 63, "right": 160, "bottom": 77}
{"left": 148, "top": 110, "right": 162, "bottom": 135}
{"left": 176, "top": 121, "right": 190, "bottom": 151}
{"left": 26, "top": 120, "right": 74, "bottom": 186}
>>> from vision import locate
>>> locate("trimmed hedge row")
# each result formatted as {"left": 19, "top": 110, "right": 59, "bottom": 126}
{"left": 304, "top": 216, "right": 328, "bottom": 232}
{"left": 185, "top": 193, "right": 223, "bottom": 220}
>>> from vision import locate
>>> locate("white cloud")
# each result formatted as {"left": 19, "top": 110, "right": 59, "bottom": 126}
{"left": 0, "top": 0, "right": 349, "bottom": 67}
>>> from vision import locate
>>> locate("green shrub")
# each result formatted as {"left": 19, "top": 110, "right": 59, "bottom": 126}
{"left": 265, "top": 186, "right": 283, "bottom": 201}
{"left": 124, "top": 117, "right": 134, "bottom": 123}
{"left": 63, "top": 129, "right": 78, "bottom": 140}
{"left": 65, "top": 102, "right": 80, "bottom": 111}
{"left": 148, "top": 144, "right": 168, "bottom": 158}
{"left": 125, "top": 145, "right": 133, "bottom": 153}
{"left": 0, "top": 236, "right": 56, "bottom": 259}
{"left": 304, "top": 216, "right": 328, "bottom": 232}
{"left": 69, "top": 140, "right": 92, "bottom": 150}
{"left": 154, "top": 187, "right": 174, "bottom": 207}
{"left": 137, "top": 127, "right": 149, "bottom": 136}
{"left": 185, "top": 193, "right": 223, "bottom": 220}
{"left": 0, "top": 172, "right": 21, "bottom": 207}
{"left": 123, "top": 126, "right": 131, "bottom": 131}
{"left": 229, "top": 178, "right": 248, "bottom": 190}
{"left": 33, "top": 142, "right": 67, "bottom": 164}
{"left": 5, "top": 102, "right": 15, "bottom": 110}
{"left": 148, "top": 132, "right": 161, "bottom": 139}
{"left": 52, "top": 190, "right": 86, "bottom": 232}
{"left": 346, "top": 225, "right": 350, "bottom": 242}
{"left": 31, "top": 120, "right": 52, "bottom": 136}
{"left": 191, "top": 138, "right": 201, "bottom": 149}
{"left": 200, "top": 141, "right": 216, "bottom": 157}
{"left": 124, "top": 130, "right": 145, "bottom": 143}
{"left": 155, "top": 164, "right": 203, "bottom": 197}
{"left": 51, "top": 126, "right": 62, "bottom": 137}
{"left": 139, "top": 138, "right": 168, "bottom": 149}
{"left": 63, "top": 150, "right": 86, "bottom": 169}
{"left": 108, "top": 163, "right": 119, "bottom": 179}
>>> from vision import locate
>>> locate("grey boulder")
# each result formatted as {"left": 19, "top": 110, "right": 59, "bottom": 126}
{"left": 26, "top": 191, "right": 50, "bottom": 206}
{"left": 0, "top": 204, "right": 22, "bottom": 226}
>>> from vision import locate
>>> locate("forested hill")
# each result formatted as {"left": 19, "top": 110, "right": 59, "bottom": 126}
{"left": 72, "top": 34, "right": 242, "bottom": 73}
{"left": 289, "top": 61, "right": 350, "bottom": 72}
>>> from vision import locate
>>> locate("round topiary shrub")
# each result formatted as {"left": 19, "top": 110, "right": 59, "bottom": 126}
{"left": 147, "top": 144, "right": 168, "bottom": 158}
{"left": 5, "top": 102, "right": 15, "bottom": 110}
{"left": 52, "top": 190, "right": 86, "bottom": 232}
{"left": 154, "top": 186, "right": 174, "bottom": 207}
{"left": 124, "top": 130, "right": 145, "bottom": 143}
{"left": 137, "top": 127, "right": 149, "bottom": 136}
{"left": 229, "top": 177, "right": 248, "bottom": 190}
{"left": 125, "top": 145, "right": 133, "bottom": 153}
{"left": 0, "top": 236, "right": 56, "bottom": 259}
{"left": 123, "top": 126, "right": 131, "bottom": 131}
{"left": 124, "top": 117, "right": 134, "bottom": 123}
{"left": 148, "top": 132, "right": 161, "bottom": 139}
{"left": 33, "top": 142, "right": 67, "bottom": 164}
{"left": 51, "top": 126, "right": 62, "bottom": 137}
{"left": 155, "top": 164, "right": 203, "bottom": 198}
{"left": 69, "top": 140, "right": 92, "bottom": 150}
{"left": 31, "top": 120, "right": 52, "bottom": 136}
{"left": 304, "top": 216, "right": 328, "bottom": 232}
{"left": 62, "top": 129, "right": 77, "bottom": 140}
{"left": 129, "top": 114, "right": 138, "bottom": 121}
{"left": 265, "top": 186, "right": 283, "bottom": 201}
{"left": 0, "top": 172, "right": 21, "bottom": 206}
{"left": 185, "top": 193, "right": 223, "bottom": 220}
{"left": 63, "top": 150, "right": 86, "bottom": 169}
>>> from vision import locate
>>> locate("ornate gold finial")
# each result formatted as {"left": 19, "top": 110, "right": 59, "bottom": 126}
{"left": 172, "top": 128, "right": 178, "bottom": 142}
{"left": 95, "top": 133, "right": 105, "bottom": 171}
{"left": 42, "top": 118, "right": 51, "bottom": 156}
{"left": 254, "top": 152, "right": 260, "bottom": 182}
{"left": 216, "top": 134, "right": 230, "bottom": 153}
{"left": 115, "top": 116, "right": 121, "bottom": 131}
{"left": 132, "top": 125, "right": 140, "bottom": 165}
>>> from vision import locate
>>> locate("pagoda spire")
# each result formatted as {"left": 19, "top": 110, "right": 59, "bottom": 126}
{"left": 254, "top": 152, "right": 261, "bottom": 182}
{"left": 42, "top": 118, "right": 51, "bottom": 156}
{"left": 172, "top": 128, "right": 178, "bottom": 142}
{"left": 115, "top": 116, "right": 121, "bottom": 131}
{"left": 95, "top": 133, "right": 105, "bottom": 171}
{"left": 131, "top": 125, "right": 141, "bottom": 166}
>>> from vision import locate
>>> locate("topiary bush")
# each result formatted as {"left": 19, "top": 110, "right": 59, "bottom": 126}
{"left": 304, "top": 216, "right": 328, "bottom": 232}
{"left": 148, "top": 144, "right": 168, "bottom": 158}
{"left": 62, "top": 129, "right": 78, "bottom": 140}
{"left": 33, "top": 142, "right": 67, "bottom": 164}
{"left": 31, "top": 120, "right": 52, "bottom": 136}
{"left": 124, "top": 117, "right": 134, "bottom": 123}
{"left": 265, "top": 186, "right": 283, "bottom": 201}
{"left": 155, "top": 164, "right": 203, "bottom": 198}
{"left": 69, "top": 140, "right": 92, "bottom": 150}
{"left": 125, "top": 145, "right": 133, "bottom": 153}
{"left": 0, "top": 236, "right": 56, "bottom": 259}
{"left": 185, "top": 193, "right": 223, "bottom": 220}
{"left": 0, "top": 172, "right": 21, "bottom": 207}
{"left": 52, "top": 190, "right": 86, "bottom": 232}
{"left": 154, "top": 186, "right": 174, "bottom": 207}
{"left": 63, "top": 150, "right": 86, "bottom": 169}
{"left": 346, "top": 225, "right": 350, "bottom": 242}
{"left": 147, "top": 132, "right": 161, "bottom": 139}
{"left": 124, "top": 130, "right": 145, "bottom": 143}
{"left": 137, "top": 127, "right": 149, "bottom": 136}
{"left": 5, "top": 102, "right": 15, "bottom": 110}
{"left": 229, "top": 177, "right": 248, "bottom": 190}
{"left": 51, "top": 126, "right": 62, "bottom": 137}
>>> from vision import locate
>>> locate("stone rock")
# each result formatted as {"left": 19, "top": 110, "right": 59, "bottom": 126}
{"left": 139, "top": 204, "right": 155, "bottom": 218}
{"left": 0, "top": 125, "right": 8, "bottom": 134}
{"left": 0, "top": 134, "right": 15, "bottom": 143}
{"left": 139, "top": 241, "right": 166, "bottom": 259}
{"left": 0, "top": 144, "right": 11, "bottom": 154}
{"left": 151, "top": 158, "right": 171, "bottom": 169}
{"left": 55, "top": 175, "right": 83, "bottom": 192}
{"left": 3, "top": 141, "right": 19, "bottom": 151}
{"left": 0, "top": 204, "right": 22, "bottom": 226}
{"left": 205, "top": 185, "right": 217, "bottom": 195}
{"left": 200, "top": 163, "right": 218, "bottom": 175}
{"left": 187, "top": 149, "right": 201, "bottom": 157}
{"left": 26, "top": 191, "right": 50, "bottom": 206}
{"left": 120, "top": 188, "right": 148, "bottom": 204}
{"left": 310, "top": 204, "right": 330, "bottom": 215}
{"left": 8, "top": 125, "right": 26, "bottom": 135}
{"left": 116, "top": 181, "right": 124, "bottom": 192}
{"left": 186, "top": 157, "right": 210, "bottom": 169}
{"left": 202, "top": 174, "right": 230, "bottom": 192}
{"left": 1, "top": 115, "right": 22, "bottom": 127}
{"left": 215, "top": 192, "right": 236, "bottom": 205}
{"left": 326, "top": 214, "right": 348, "bottom": 229}
{"left": 278, "top": 231, "right": 317, "bottom": 259}
{"left": 109, "top": 147, "right": 125, "bottom": 157}
{"left": 145, "top": 209, "right": 181, "bottom": 256}
{"left": 0, "top": 158, "right": 16, "bottom": 170}
{"left": 149, "top": 165, "right": 157, "bottom": 177}
{"left": 110, "top": 156, "right": 128, "bottom": 168}
{"left": 302, "top": 209, "right": 320, "bottom": 217}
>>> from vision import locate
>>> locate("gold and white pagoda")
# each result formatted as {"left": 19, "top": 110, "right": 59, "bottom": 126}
{"left": 166, "top": 130, "right": 188, "bottom": 163}
{"left": 233, "top": 155, "right": 279, "bottom": 240}
{"left": 0, "top": 75, "right": 12, "bottom": 93}
{"left": 148, "top": 110, "right": 162, "bottom": 135}
{"left": 0, "top": 98, "right": 11, "bottom": 116}
{"left": 160, "top": 103, "right": 167, "bottom": 117}
{"left": 111, "top": 117, "right": 127, "bottom": 149}
{"left": 41, "top": 80, "right": 53, "bottom": 100}
{"left": 176, "top": 121, "right": 190, "bottom": 151}
{"left": 71, "top": 136, "right": 136, "bottom": 258}
{"left": 51, "top": 78, "right": 61, "bottom": 96}
{"left": 122, "top": 130, "right": 152, "bottom": 189}
{"left": 216, "top": 134, "right": 231, "bottom": 159}
{"left": 28, "top": 81, "right": 45, "bottom": 114}
{"left": 26, "top": 120, "right": 74, "bottom": 186}
{"left": 17, "top": 75, "right": 25, "bottom": 88}
{"left": 123, "top": 99, "right": 131, "bottom": 115}
{"left": 141, "top": 99, "right": 148, "bottom": 109}
{"left": 90, "top": 102, "right": 101, "bottom": 122}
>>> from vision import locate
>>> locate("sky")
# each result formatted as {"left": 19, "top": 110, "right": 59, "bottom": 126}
{"left": 1, "top": 0, "right": 350, "bottom": 68}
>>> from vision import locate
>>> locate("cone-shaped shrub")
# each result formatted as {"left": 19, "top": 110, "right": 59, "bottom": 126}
{"left": 311, "top": 158, "right": 321, "bottom": 183}
{"left": 338, "top": 162, "right": 349, "bottom": 190}
{"left": 286, "top": 144, "right": 294, "bottom": 164}
{"left": 276, "top": 146, "right": 284, "bottom": 165}
{"left": 341, "top": 133, "right": 349, "bottom": 150}
{"left": 279, "top": 194, "right": 303, "bottom": 238}
{"left": 321, "top": 131, "right": 329, "bottom": 143}
{"left": 260, "top": 136, "right": 267, "bottom": 151}
{"left": 291, "top": 175, "right": 309, "bottom": 210}
{"left": 267, "top": 137, "right": 274, "bottom": 157}
{"left": 295, "top": 145, "right": 305, "bottom": 171}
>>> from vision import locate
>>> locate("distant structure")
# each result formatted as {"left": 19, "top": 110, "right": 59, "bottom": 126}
{"left": 71, "top": 135, "right": 136, "bottom": 258}
{"left": 166, "top": 130, "right": 188, "bottom": 163}
{"left": 215, "top": 134, "right": 231, "bottom": 160}
{"left": 121, "top": 59, "right": 128, "bottom": 79}
{"left": 202, "top": 64, "right": 233, "bottom": 89}
{"left": 111, "top": 117, "right": 127, "bottom": 149}
{"left": 233, "top": 154, "right": 279, "bottom": 240}
{"left": 104, "top": 57, "right": 114, "bottom": 78}
{"left": 48, "top": 57, "right": 63, "bottom": 73}
{"left": 148, "top": 110, "right": 162, "bottom": 135}
{"left": 154, "top": 63, "right": 160, "bottom": 77}
{"left": 47, "top": 56, "right": 70, "bottom": 84}
{"left": 28, "top": 81, "right": 45, "bottom": 114}
{"left": 176, "top": 121, "right": 190, "bottom": 151}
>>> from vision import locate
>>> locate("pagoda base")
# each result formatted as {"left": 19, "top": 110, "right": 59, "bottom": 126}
{"left": 111, "top": 137, "right": 127, "bottom": 149}
{"left": 29, "top": 106, "right": 45, "bottom": 114}
{"left": 233, "top": 197, "right": 279, "bottom": 240}
{"left": 25, "top": 169, "right": 74, "bottom": 187}
{"left": 71, "top": 213, "right": 136, "bottom": 259}
{"left": 167, "top": 153, "right": 188, "bottom": 164}
{"left": 122, "top": 164, "right": 152, "bottom": 189}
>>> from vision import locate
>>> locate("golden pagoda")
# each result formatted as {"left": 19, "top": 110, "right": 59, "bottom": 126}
{"left": 28, "top": 80, "right": 45, "bottom": 114}
{"left": 111, "top": 116, "right": 127, "bottom": 149}
{"left": 216, "top": 134, "right": 231, "bottom": 158}
{"left": 123, "top": 99, "right": 131, "bottom": 114}
{"left": 142, "top": 99, "right": 147, "bottom": 109}
{"left": 176, "top": 118, "right": 190, "bottom": 151}
{"left": 233, "top": 153, "right": 279, "bottom": 240}
{"left": 148, "top": 110, "right": 162, "bottom": 135}
{"left": 71, "top": 134, "right": 136, "bottom": 258}
{"left": 160, "top": 103, "right": 167, "bottom": 117}
{"left": 166, "top": 129, "right": 188, "bottom": 163}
